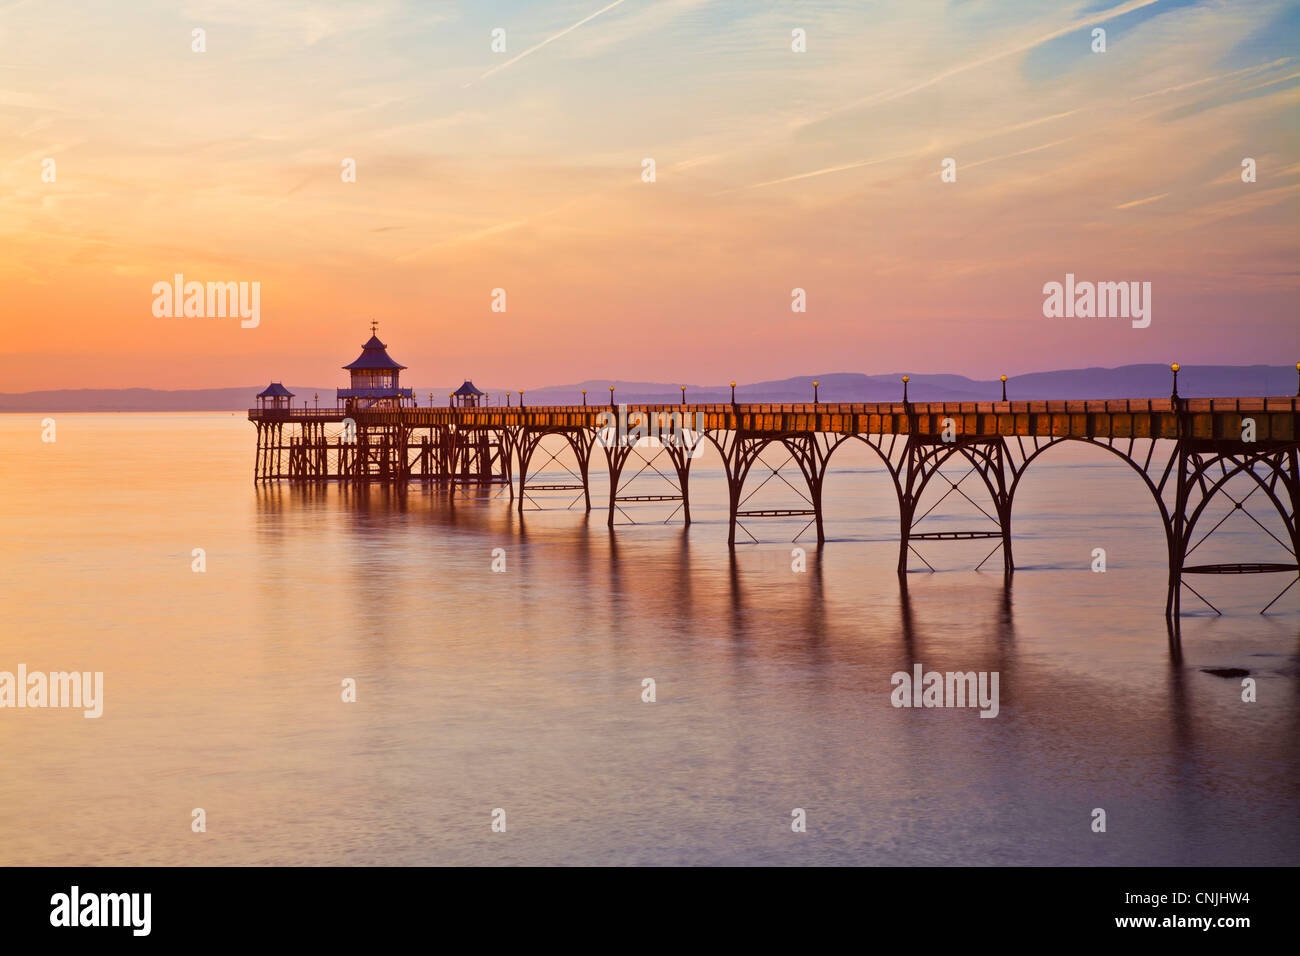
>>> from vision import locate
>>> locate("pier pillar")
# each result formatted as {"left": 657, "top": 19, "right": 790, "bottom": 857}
{"left": 895, "top": 435, "right": 1015, "bottom": 577}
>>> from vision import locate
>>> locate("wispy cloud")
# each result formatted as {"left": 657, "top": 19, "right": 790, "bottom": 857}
{"left": 1183, "top": 184, "right": 1300, "bottom": 226}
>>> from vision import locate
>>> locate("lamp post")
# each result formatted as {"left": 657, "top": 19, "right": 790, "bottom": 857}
{"left": 519, "top": 390, "right": 525, "bottom": 408}
{"left": 1000, "top": 375, "right": 1007, "bottom": 402}
{"left": 813, "top": 380, "right": 819, "bottom": 404}
{"left": 902, "top": 375, "right": 910, "bottom": 403}
{"left": 314, "top": 392, "right": 318, "bottom": 409}
{"left": 680, "top": 385, "right": 686, "bottom": 405}
{"left": 609, "top": 385, "right": 615, "bottom": 409}
{"left": 506, "top": 392, "right": 511, "bottom": 407}
{"left": 448, "top": 392, "right": 453, "bottom": 408}
{"left": 1170, "top": 363, "right": 1180, "bottom": 401}
{"left": 730, "top": 381, "right": 736, "bottom": 403}
{"left": 1295, "top": 362, "right": 1299, "bottom": 398}
{"left": 582, "top": 389, "right": 587, "bottom": 406}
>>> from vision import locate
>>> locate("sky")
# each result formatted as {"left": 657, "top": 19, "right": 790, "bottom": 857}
{"left": 1, "top": 0, "right": 1297, "bottom": 391}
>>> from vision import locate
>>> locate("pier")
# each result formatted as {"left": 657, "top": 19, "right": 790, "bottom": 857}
{"left": 249, "top": 330, "right": 1300, "bottom": 626}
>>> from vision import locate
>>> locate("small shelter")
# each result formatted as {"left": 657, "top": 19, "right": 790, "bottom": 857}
{"left": 452, "top": 381, "right": 486, "bottom": 408}
{"left": 256, "top": 382, "right": 294, "bottom": 410}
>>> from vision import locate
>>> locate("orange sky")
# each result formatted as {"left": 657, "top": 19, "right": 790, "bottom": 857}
{"left": 2, "top": 0, "right": 1297, "bottom": 391}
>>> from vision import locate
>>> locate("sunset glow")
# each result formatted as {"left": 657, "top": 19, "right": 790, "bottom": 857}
{"left": 2, "top": 0, "right": 1297, "bottom": 391}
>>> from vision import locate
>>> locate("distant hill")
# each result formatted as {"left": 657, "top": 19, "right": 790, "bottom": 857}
{"left": 0, "top": 364, "right": 1295, "bottom": 412}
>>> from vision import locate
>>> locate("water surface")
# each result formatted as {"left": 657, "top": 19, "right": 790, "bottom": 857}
{"left": 1, "top": 413, "right": 1296, "bottom": 865}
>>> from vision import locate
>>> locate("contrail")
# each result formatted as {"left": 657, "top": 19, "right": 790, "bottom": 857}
{"left": 708, "top": 1, "right": 1158, "bottom": 189}
{"left": 794, "top": 0, "right": 1163, "bottom": 130}
{"left": 465, "top": 0, "right": 628, "bottom": 87}
{"left": 736, "top": 146, "right": 934, "bottom": 191}
{"left": 881, "top": 0, "right": 1161, "bottom": 104}
{"left": 958, "top": 137, "right": 1075, "bottom": 172}
{"left": 1114, "top": 192, "right": 1168, "bottom": 210}
{"left": 1236, "top": 69, "right": 1300, "bottom": 95}
{"left": 1130, "top": 57, "right": 1291, "bottom": 100}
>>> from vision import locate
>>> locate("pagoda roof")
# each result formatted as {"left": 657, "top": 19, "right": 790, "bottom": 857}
{"left": 257, "top": 382, "right": 294, "bottom": 398}
{"left": 343, "top": 333, "right": 406, "bottom": 371}
{"left": 453, "top": 380, "right": 485, "bottom": 396}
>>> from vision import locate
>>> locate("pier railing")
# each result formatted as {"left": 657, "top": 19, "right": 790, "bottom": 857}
{"left": 249, "top": 397, "right": 1298, "bottom": 440}
{"left": 249, "top": 408, "right": 348, "bottom": 420}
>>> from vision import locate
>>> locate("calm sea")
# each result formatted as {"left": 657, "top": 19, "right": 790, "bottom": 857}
{"left": 1, "top": 413, "right": 1296, "bottom": 865}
